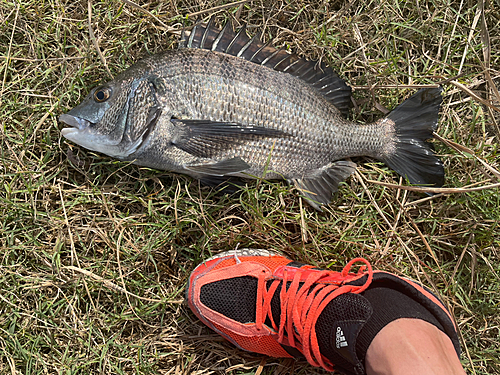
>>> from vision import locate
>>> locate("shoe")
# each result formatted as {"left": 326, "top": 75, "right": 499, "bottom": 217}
{"left": 186, "top": 249, "right": 460, "bottom": 375}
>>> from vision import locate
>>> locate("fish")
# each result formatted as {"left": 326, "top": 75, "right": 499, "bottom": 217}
{"left": 59, "top": 18, "right": 444, "bottom": 210}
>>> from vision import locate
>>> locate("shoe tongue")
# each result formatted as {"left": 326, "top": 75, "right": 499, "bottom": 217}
{"left": 316, "top": 293, "right": 373, "bottom": 374}
{"left": 331, "top": 321, "right": 365, "bottom": 364}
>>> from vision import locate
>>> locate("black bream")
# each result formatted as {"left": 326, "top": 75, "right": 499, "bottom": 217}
{"left": 59, "top": 19, "right": 444, "bottom": 210}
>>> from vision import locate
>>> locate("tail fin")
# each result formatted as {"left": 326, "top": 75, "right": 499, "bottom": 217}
{"left": 382, "top": 88, "right": 445, "bottom": 187}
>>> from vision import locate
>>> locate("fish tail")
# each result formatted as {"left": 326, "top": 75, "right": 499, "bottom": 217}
{"left": 381, "top": 87, "right": 445, "bottom": 187}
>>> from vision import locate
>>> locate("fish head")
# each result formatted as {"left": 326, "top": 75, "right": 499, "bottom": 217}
{"left": 60, "top": 73, "right": 160, "bottom": 159}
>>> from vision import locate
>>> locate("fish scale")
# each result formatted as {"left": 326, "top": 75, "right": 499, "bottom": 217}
{"left": 154, "top": 50, "right": 377, "bottom": 183}
{"left": 149, "top": 49, "right": 372, "bottom": 163}
{"left": 60, "top": 19, "right": 444, "bottom": 209}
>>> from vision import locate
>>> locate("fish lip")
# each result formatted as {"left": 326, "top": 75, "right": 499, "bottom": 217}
{"left": 59, "top": 114, "right": 93, "bottom": 130}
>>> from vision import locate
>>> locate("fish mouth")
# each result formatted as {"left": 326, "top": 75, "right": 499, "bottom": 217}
{"left": 59, "top": 114, "right": 93, "bottom": 137}
{"left": 59, "top": 113, "right": 100, "bottom": 150}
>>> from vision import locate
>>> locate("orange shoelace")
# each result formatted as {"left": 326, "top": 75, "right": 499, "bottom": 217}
{"left": 255, "top": 257, "right": 373, "bottom": 371}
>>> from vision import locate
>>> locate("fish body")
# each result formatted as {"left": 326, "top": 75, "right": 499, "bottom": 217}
{"left": 60, "top": 19, "right": 444, "bottom": 209}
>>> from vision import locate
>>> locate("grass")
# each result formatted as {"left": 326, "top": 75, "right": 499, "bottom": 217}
{"left": 1, "top": 0, "right": 499, "bottom": 374}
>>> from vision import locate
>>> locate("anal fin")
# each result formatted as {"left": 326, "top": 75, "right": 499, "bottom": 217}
{"left": 291, "top": 161, "right": 356, "bottom": 210}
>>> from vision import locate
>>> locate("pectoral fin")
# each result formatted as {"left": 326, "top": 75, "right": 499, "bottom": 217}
{"left": 291, "top": 161, "right": 357, "bottom": 210}
{"left": 171, "top": 118, "right": 289, "bottom": 158}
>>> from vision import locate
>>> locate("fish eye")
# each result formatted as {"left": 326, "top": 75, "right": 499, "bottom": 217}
{"left": 93, "top": 87, "right": 112, "bottom": 103}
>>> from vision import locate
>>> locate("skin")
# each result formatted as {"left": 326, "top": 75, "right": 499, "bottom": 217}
{"left": 365, "top": 318, "right": 466, "bottom": 375}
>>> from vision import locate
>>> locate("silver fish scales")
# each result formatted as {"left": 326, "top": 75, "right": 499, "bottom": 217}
{"left": 60, "top": 18, "right": 444, "bottom": 209}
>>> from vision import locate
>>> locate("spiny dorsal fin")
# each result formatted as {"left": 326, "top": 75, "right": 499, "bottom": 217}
{"left": 178, "top": 17, "right": 352, "bottom": 117}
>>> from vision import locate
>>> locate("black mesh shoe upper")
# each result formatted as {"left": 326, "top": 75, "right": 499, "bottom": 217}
{"left": 200, "top": 276, "right": 257, "bottom": 323}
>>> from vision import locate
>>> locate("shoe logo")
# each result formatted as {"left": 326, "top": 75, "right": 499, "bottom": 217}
{"left": 335, "top": 327, "right": 348, "bottom": 348}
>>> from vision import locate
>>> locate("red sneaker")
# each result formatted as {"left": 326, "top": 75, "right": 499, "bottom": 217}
{"left": 186, "top": 249, "right": 460, "bottom": 374}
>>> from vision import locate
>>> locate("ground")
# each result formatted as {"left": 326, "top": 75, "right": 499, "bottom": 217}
{"left": 0, "top": 0, "right": 499, "bottom": 374}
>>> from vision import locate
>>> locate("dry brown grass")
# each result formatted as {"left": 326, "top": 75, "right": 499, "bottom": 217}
{"left": 1, "top": 0, "right": 499, "bottom": 374}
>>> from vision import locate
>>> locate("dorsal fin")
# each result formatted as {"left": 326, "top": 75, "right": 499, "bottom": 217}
{"left": 178, "top": 17, "right": 352, "bottom": 116}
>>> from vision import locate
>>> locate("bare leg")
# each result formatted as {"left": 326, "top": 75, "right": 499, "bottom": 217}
{"left": 365, "top": 318, "right": 466, "bottom": 375}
